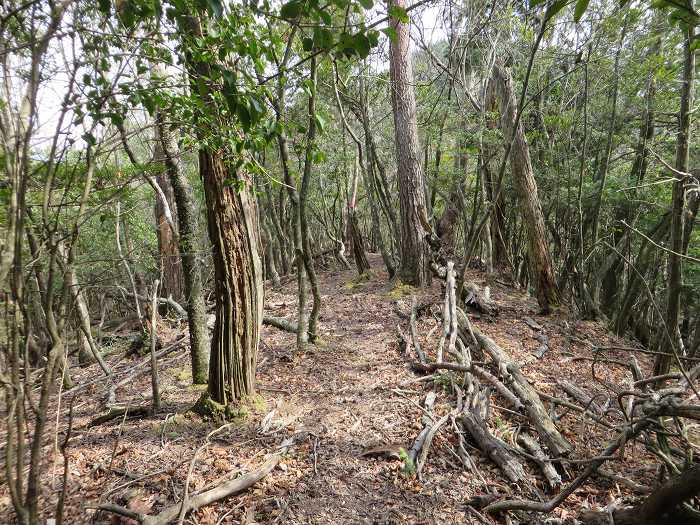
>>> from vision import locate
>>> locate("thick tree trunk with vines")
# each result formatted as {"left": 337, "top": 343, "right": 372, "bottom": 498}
{"left": 388, "top": 0, "right": 430, "bottom": 286}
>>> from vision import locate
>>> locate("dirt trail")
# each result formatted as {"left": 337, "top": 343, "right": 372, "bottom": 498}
{"left": 1, "top": 254, "right": 657, "bottom": 524}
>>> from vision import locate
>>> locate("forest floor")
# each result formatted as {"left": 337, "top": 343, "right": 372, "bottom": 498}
{"left": 1, "top": 254, "right": 662, "bottom": 524}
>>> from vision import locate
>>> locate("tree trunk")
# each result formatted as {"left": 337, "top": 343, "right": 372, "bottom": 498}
{"left": 487, "top": 64, "right": 559, "bottom": 312}
{"left": 388, "top": 0, "right": 430, "bottom": 286}
{"left": 655, "top": 24, "right": 694, "bottom": 376}
{"left": 154, "top": 142, "right": 184, "bottom": 304}
{"left": 299, "top": 54, "right": 322, "bottom": 341}
{"left": 156, "top": 113, "right": 210, "bottom": 384}
{"left": 200, "top": 151, "right": 263, "bottom": 406}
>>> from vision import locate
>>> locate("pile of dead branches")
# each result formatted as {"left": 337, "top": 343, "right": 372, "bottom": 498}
{"left": 399, "top": 261, "right": 700, "bottom": 524}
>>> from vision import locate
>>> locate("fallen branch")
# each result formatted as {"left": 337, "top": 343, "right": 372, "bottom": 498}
{"left": 410, "top": 361, "right": 523, "bottom": 411}
{"left": 410, "top": 296, "right": 426, "bottom": 364}
{"left": 96, "top": 438, "right": 295, "bottom": 525}
{"left": 262, "top": 315, "right": 298, "bottom": 333}
{"left": 462, "top": 387, "right": 527, "bottom": 483}
{"left": 467, "top": 317, "right": 573, "bottom": 457}
{"left": 581, "top": 463, "right": 700, "bottom": 525}
{"left": 87, "top": 405, "right": 151, "bottom": 428}
{"left": 516, "top": 433, "right": 561, "bottom": 491}
{"left": 407, "top": 392, "right": 436, "bottom": 467}
{"left": 558, "top": 380, "right": 604, "bottom": 414}
{"left": 596, "top": 468, "right": 651, "bottom": 494}
{"left": 415, "top": 412, "right": 451, "bottom": 479}
{"left": 484, "top": 407, "right": 659, "bottom": 514}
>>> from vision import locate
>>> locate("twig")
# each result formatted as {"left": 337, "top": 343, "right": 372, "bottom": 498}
{"left": 108, "top": 407, "right": 129, "bottom": 470}
{"left": 410, "top": 296, "right": 426, "bottom": 363}
{"left": 56, "top": 396, "right": 76, "bottom": 525}
{"left": 149, "top": 279, "right": 161, "bottom": 411}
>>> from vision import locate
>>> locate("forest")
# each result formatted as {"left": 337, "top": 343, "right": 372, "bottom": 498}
{"left": 0, "top": 0, "right": 699, "bottom": 522}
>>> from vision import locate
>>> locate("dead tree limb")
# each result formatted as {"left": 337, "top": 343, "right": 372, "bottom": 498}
{"left": 484, "top": 413, "right": 656, "bottom": 514}
{"left": 96, "top": 439, "right": 295, "bottom": 525}
{"left": 436, "top": 262, "right": 457, "bottom": 363}
{"left": 516, "top": 433, "right": 560, "bottom": 490}
{"left": 581, "top": 463, "right": 700, "bottom": 525}
{"left": 408, "top": 392, "right": 436, "bottom": 466}
{"left": 415, "top": 412, "right": 451, "bottom": 479}
{"left": 468, "top": 319, "right": 573, "bottom": 457}
{"left": 410, "top": 361, "right": 523, "bottom": 411}
{"left": 557, "top": 380, "right": 604, "bottom": 414}
{"left": 262, "top": 315, "right": 298, "bottom": 333}
{"left": 462, "top": 387, "right": 527, "bottom": 483}
{"left": 410, "top": 296, "right": 426, "bottom": 363}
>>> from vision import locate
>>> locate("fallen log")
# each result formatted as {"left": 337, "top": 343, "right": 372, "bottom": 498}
{"left": 88, "top": 405, "right": 151, "bottom": 427}
{"left": 462, "top": 389, "right": 527, "bottom": 483}
{"left": 462, "top": 282, "right": 498, "bottom": 316}
{"left": 463, "top": 314, "right": 573, "bottom": 457}
{"left": 262, "top": 315, "right": 298, "bottom": 333}
{"left": 558, "top": 380, "right": 604, "bottom": 414}
{"left": 516, "top": 433, "right": 561, "bottom": 491}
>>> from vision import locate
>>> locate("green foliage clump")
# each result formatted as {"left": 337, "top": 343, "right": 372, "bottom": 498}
{"left": 387, "top": 282, "right": 417, "bottom": 300}
{"left": 344, "top": 270, "right": 373, "bottom": 290}
{"left": 398, "top": 447, "right": 416, "bottom": 476}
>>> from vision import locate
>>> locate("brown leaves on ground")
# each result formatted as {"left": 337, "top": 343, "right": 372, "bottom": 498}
{"left": 0, "top": 254, "right": 659, "bottom": 524}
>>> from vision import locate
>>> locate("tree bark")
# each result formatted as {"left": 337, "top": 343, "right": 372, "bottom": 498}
{"left": 181, "top": 14, "right": 263, "bottom": 406}
{"left": 200, "top": 151, "right": 263, "bottom": 405}
{"left": 388, "top": 0, "right": 430, "bottom": 286}
{"left": 487, "top": 63, "right": 558, "bottom": 312}
{"left": 156, "top": 112, "right": 210, "bottom": 384}
{"left": 299, "top": 54, "right": 322, "bottom": 341}
{"left": 154, "top": 142, "right": 184, "bottom": 304}
{"left": 655, "top": 24, "right": 694, "bottom": 376}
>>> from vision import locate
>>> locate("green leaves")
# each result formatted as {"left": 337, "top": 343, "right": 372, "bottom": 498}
{"left": 544, "top": 0, "right": 568, "bottom": 21}
{"left": 313, "top": 27, "right": 334, "bottom": 50}
{"left": 381, "top": 26, "right": 398, "bottom": 42}
{"left": 207, "top": 0, "right": 223, "bottom": 17}
{"left": 82, "top": 132, "right": 97, "bottom": 146}
{"left": 574, "top": 0, "right": 590, "bottom": 22}
{"left": 337, "top": 31, "right": 372, "bottom": 58}
{"left": 314, "top": 113, "right": 326, "bottom": 133}
{"left": 280, "top": 0, "right": 305, "bottom": 19}
{"left": 388, "top": 5, "right": 409, "bottom": 23}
